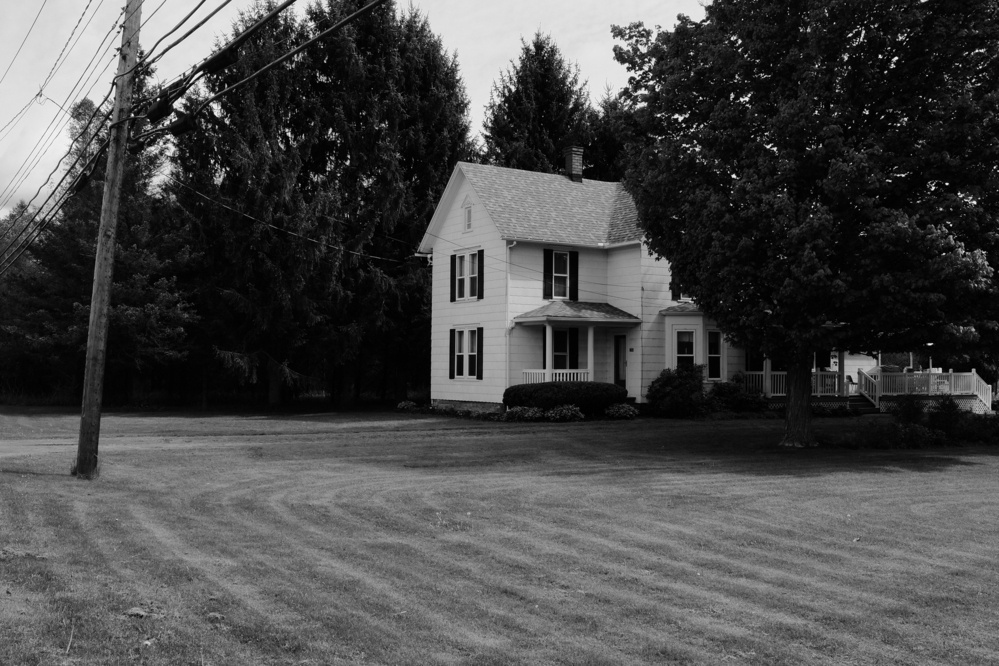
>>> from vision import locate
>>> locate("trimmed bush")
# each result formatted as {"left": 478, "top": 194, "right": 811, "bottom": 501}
{"left": 604, "top": 403, "right": 639, "bottom": 420}
{"left": 544, "top": 405, "right": 585, "bottom": 422}
{"left": 502, "top": 406, "right": 546, "bottom": 422}
{"left": 892, "top": 394, "right": 925, "bottom": 424}
{"left": 396, "top": 400, "right": 418, "bottom": 412}
{"left": 708, "top": 381, "right": 766, "bottom": 413}
{"left": 927, "top": 395, "right": 962, "bottom": 436}
{"left": 503, "top": 381, "right": 627, "bottom": 417}
{"left": 646, "top": 365, "right": 709, "bottom": 417}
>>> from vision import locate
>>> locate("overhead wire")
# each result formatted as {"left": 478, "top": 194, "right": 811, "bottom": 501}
{"left": 163, "top": 173, "right": 401, "bottom": 263}
{"left": 0, "top": 6, "right": 124, "bottom": 211}
{"left": 38, "top": 0, "right": 103, "bottom": 92}
{"left": 0, "top": 0, "right": 51, "bottom": 89}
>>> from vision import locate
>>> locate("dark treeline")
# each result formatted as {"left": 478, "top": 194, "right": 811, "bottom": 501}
{"left": 0, "top": 4, "right": 629, "bottom": 408}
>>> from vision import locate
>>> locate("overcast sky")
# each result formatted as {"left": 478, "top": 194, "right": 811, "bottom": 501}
{"left": 0, "top": 0, "right": 705, "bottom": 218}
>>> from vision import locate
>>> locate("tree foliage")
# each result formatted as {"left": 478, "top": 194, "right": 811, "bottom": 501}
{"left": 614, "top": 0, "right": 999, "bottom": 445}
{"left": 0, "top": 97, "right": 195, "bottom": 402}
{"left": 169, "top": 0, "right": 472, "bottom": 404}
{"left": 483, "top": 32, "right": 592, "bottom": 174}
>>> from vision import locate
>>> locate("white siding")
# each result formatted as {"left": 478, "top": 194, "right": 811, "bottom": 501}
{"left": 429, "top": 178, "right": 508, "bottom": 404}
{"left": 637, "top": 247, "right": 672, "bottom": 402}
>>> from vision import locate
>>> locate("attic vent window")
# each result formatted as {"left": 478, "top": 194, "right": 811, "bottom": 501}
{"left": 463, "top": 205, "right": 472, "bottom": 231}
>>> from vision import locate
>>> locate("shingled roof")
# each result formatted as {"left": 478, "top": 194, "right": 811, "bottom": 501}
{"left": 456, "top": 162, "right": 643, "bottom": 247}
{"left": 514, "top": 301, "right": 641, "bottom": 324}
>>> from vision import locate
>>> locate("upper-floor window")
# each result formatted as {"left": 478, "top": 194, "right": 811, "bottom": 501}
{"left": 670, "top": 277, "right": 689, "bottom": 301}
{"left": 450, "top": 249, "right": 484, "bottom": 302}
{"left": 463, "top": 205, "right": 473, "bottom": 231}
{"left": 543, "top": 249, "right": 578, "bottom": 301}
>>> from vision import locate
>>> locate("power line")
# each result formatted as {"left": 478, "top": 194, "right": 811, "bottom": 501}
{"left": 38, "top": 0, "right": 104, "bottom": 91}
{"left": 164, "top": 172, "right": 401, "bottom": 263}
{"left": 0, "top": 10, "right": 123, "bottom": 212}
{"left": 0, "top": 0, "right": 51, "bottom": 89}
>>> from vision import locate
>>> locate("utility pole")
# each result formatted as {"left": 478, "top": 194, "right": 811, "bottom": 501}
{"left": 75, "top": 0, "right": 143, "bottom": 479}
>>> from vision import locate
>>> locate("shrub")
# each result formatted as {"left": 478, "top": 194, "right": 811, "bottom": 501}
{"left": 846, "top": 421, "right": 947, "bottom": 449}
{"left": 604, "top": 403, "right": 639, "bottom": 420}
{"left": 544, "top": 405, "right": 585, "bottom": 422}
{"left": 954, "top": 413, "right": 999, "bottom": 443}
{"left": 646, "top": 365, "right": 709, "bottom": 417}
{"left": 396, "top": 400, "right": 418, "bottom": 412}
{"left": 892, "top": 394, "right": 925, "bottom": 424}
{"left": 927, "top": 395, "right": 962, "bottom": 436}
{"left": 708, "top": 381, "right": 766, "bottom": 413}
{"left": 503, "top": 381, "right": 626, "bottom": 417}
{"left": 501, "top": 406, "right": 546, "bottom": 422}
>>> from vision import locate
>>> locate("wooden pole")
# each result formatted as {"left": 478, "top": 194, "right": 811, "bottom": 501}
{"left": 75, "top": 0, "right": 143, "bottom": 479}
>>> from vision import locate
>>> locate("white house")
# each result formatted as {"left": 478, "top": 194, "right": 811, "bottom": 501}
{"left": 417, "top": 149, "right": 993, "bottom": 413}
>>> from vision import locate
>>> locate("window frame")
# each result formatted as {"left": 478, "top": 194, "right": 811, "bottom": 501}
{"left": 450, "top": 326, "right": 483, "bottom": 380}
{"left": 450, "top": 250, "right": 483, "bottom": 302}
{"left": 707, "top": 330, "right": 723, "bottom": 380}
{"left": 676, "top": 330, "right": 695, "bottom": 369}
{"left": 552, "top": 251, "right": 569, "bottom": 299}
{"left": 463, "top": 205, "right": 473, "bottom": 232}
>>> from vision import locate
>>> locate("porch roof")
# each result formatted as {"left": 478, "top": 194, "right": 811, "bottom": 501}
{"left": 660, "top": 302, "right": 702, "bottom": 315}
{"left": 513, "top": 301, "right": 641, "bottom": 325}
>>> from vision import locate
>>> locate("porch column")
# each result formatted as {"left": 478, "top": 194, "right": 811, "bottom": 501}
{"left": 545, "top": 323, "right": 554, "bottom": 382}
{"left": 838, "top": 350, "right": 848, "bottom": 396}
{"left": 763, "top": 359, "right": 772, "bottom": 397}
{"left": 587, "top": 326, "right": 595, "bottom": 382}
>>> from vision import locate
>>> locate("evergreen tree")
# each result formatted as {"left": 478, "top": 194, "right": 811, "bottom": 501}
{"left": 614, "top": 0, "right": 999, "bottom": 445}
{"left": 0, "top": 97, "right": 195, "bottom": 401}
{"left": 170, "top": 0, "right": 472, "bottom": 405}
{"left": 482, "top": 32, "right": 591, "bottom": 174}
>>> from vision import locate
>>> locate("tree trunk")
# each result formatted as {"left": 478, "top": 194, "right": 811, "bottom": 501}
{"left": 780, "top": 354, "right": 816, "bottom": 447}
{"left": 267, "top": 359, "right": 283, "bottom": 407}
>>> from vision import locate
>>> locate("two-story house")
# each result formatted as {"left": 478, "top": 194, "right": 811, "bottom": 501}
{"left": 418, "top": 148, "right": 993, "bottom": 414}
{"left": 416, "top": 147, "right": 723, "bottom": 410}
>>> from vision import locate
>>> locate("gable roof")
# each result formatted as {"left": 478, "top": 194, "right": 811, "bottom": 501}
{"left": 418, "top": 162, "right": 643, "bottom": 253}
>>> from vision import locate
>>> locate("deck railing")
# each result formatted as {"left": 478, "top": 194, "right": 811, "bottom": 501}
{"left": 522, "top": 369, "right": 591, "bottom": 384}
{"left": 744, "top": 368, "right": 991, "bottom": 411}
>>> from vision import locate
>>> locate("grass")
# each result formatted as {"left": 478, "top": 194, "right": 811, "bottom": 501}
{"left": 1, "top": 408, "right": 998, "bottom": 665}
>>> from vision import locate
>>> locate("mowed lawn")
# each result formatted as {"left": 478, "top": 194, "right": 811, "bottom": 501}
{"left": 1, "top": 409, "right": 998, "bottom": 665}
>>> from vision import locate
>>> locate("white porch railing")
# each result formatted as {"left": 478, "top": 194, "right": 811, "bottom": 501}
{"left": 742, "top": 371, "right": 836, "bottom": 397}
{"left": 522, "top": 369, "right": 591, "bottom": 383}
{"left": 745, "top": 368, "right": 991, "bottom": 411}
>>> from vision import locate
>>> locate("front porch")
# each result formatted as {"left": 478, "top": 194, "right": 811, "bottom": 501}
{"left": 513, "top": 300, "right": 641, "bottom": 389}
{"left": 743, "top": 368, "right": 992, "bottom": 413}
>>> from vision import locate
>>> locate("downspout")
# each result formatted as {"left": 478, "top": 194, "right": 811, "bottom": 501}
{"left": 505, "top": 241, "right": 516, "bottom": 392}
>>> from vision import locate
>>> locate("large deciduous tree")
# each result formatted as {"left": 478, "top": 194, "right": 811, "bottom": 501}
{"left": 614, "top": 0, "right": 999, "bottom": 445}
{"left": 482, "top": 32, "right": 592, "bottom": 174}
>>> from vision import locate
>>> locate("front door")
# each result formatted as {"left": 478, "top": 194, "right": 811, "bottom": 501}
{"left": 614, "top": 335, "right": 627, "bottom": 388}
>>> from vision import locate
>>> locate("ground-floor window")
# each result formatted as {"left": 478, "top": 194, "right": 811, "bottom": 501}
{"left": 707, "top": 331, "right": 722, "bottom": 380}
{"left": 676, "top": 331, "right": 695, "bottom": 369}
{"left": 449, "top": 327, "right": 483, "bottom": 379}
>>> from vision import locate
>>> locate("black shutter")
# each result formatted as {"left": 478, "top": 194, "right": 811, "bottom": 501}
{"left": 476, "top": 327, "right": 484, "bottom": 380}
{"left": 448, "top": 329, "right": 456, "bottom": 379}
{"left": 450, "top": 255, "right": 457, "bottom": 302}
{"left": 543, "top": 249, "right": 553, "bottom": 300}
{"left": 569, "top": 328, "right": 579, "bottom": 369}
{"left": 476, "top": 249, "right": 485, "bottom": 300}
{"left": 569, "top": 251, "right": 579, "bottom": 301}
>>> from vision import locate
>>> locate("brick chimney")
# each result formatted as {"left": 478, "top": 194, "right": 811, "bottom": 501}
{"left": 564, "top": 146, "right": 583, "bottom": 183}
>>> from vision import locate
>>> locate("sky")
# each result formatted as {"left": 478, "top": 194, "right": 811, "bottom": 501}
{"left": 0, "top": 0, "right": 705, "bottom": 218}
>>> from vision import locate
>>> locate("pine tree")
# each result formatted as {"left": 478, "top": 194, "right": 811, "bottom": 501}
{"left": 482, "top": 32, "right": 591, "bottom": 174}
